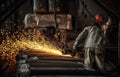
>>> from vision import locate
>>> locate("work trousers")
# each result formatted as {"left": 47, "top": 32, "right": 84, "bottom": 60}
{"left": 84, "top": 47, "right": 106, "bottom": 73}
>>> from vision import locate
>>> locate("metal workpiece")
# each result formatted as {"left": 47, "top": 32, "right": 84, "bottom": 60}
{"left": 16, "top": 50, "right": 103, "bottom": 77}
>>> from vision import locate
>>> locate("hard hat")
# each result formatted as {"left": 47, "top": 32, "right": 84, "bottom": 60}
{"left": 95, "top": 14, "right": 103, "bottom": 23}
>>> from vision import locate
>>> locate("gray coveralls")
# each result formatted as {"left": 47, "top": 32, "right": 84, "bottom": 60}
{"left": 73, "top": 26, "right": 106, "bottom": 73}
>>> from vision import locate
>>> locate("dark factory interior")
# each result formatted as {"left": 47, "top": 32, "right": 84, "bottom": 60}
{"left": 0, "top": 0, "right": 120, "bottom": 77}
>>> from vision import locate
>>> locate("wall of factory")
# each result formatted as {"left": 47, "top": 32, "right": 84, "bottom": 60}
{"left": 16, "top": 0, "right": 111, "bottom": 30}
{"left": 75, "top": 0, "right": 108, "bottom": 30}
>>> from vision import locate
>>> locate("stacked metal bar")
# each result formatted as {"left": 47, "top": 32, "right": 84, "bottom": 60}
{"left": 16, "top": 50, "right": 104, "bottom": 77}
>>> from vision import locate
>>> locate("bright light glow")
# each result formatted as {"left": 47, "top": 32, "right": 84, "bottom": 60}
{"left": 0, "top": 31, "right": 71, "bottom": 71}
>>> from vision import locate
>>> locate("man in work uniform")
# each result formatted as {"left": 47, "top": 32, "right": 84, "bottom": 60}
{"left": 72, "top": 14, "right": 111, "bottom": 74}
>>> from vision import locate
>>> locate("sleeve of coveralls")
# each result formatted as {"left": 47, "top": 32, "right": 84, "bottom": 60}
{"left": 73, "top": 27, "right": 88, "bottom": 49}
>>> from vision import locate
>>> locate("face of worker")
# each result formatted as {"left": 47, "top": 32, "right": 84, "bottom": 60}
{"left": 101, "top": 24, "right": 110, "bottom": 32}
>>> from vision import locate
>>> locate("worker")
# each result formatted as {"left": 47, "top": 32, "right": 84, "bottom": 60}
{"left": 72, "top": 14, "right": 111, "bottom": 74}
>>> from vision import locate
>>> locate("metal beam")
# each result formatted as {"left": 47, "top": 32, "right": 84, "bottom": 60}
{"left": 29, "top": 62, "right": 83, "bottom": 67}
{"left": 30, "top": 67, "right": 100, "bottom": 76}
{"left": 0, "top": 0, "right": 28, "bottom": 25}
{"left": 94, "top": 0, "right": 119, "bottom": 17}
